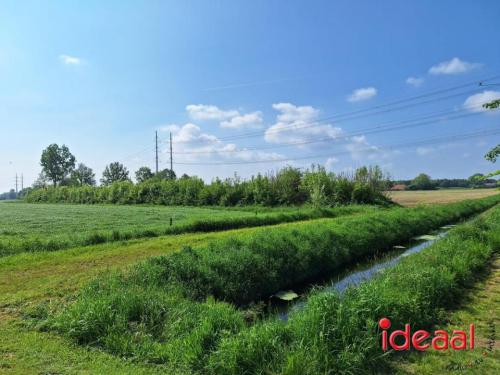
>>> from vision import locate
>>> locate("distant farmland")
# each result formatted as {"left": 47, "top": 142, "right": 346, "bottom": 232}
{"left": 388, "top": 188, "right": 499, "bottom": 207}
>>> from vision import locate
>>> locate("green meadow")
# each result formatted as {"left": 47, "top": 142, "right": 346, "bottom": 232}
{"left": 0, "top": 202, "right": 376, "bottom": 256}
{"left": 0, "top": 196, "right": 499, "bottom": 374}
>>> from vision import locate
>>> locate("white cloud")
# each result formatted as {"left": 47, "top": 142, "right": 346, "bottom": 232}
{"left": 265, "top": 103, "right": 343, "bottom": 146}
{"left": 428, "top": 57, "right": 481, "bottom": 75}
{"left": 347, "top": 87, "right": 377, "bottom": 102}
{"left": 220, "top": 111, "right": 263, "bottom": 129}
{"left": 59, "top": 54, "right": 82, "bottom": 65}
{"left": 463, "top": 90, "right": 500, "bottom": 112}
{"left": 186, "top": 104, "right": 264, "bottom": 130}
{"left": 406, "top": 77, "right": 423, "bottom": 87}
{"left": 273, "top": 103, "right": 319, "bottom": 122}
{"left": 168, "top": 123, "right": 284, "bottom": 163}
{"left": 186, "top": 104, "right": 239, "bottom": 121}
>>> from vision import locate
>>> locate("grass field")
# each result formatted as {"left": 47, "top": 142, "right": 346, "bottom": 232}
{"left": 0, "top": 202, "right": 248, "bottom": 255}
{"left": 388, "top": 188, "right": 499, "bottom": 207}
{"left": 0, "top": 202, "right": 375, "bottom": 256}
{"left": 0, "top": 197, "right": 499, "bottom": 374}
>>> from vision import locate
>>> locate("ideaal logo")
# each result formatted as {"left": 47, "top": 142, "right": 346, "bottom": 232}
{"left": 379, "top": 318, "right": 475, "bottom": 351}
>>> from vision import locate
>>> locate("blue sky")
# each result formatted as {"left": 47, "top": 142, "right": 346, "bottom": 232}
{"left": 1, "top": 0, "right": 499, "bottom": 191}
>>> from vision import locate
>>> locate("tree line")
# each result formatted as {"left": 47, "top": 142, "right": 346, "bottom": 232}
{"left": 26, "top": 164, "right": 392, "bottom": 207}
{"left": 24, "top": 144, "right": 392, "bottom": 206}
{"left": 34, "top": 143, "right": 176, "bottom": 188}
{"left": 392, "top": 173, "right": 498, "bottom": 190}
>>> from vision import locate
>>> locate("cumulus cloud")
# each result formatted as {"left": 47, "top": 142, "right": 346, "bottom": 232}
{"left": 463, "top": 90, "right": 500, "bottom": 112}
{"left": 406, "top": 77, "right": 423, "bottom": 87}
{"left": 165, "top": 123, "right": 284, "bottom": 163}
{"left": 59, "top": 54, "right": 82, "bottom": 65}
{"left": 347, "top": 87, "right": 377, "bottom": 102}
{"left": 186, "top": 104, "right": 239, "bottom": 121}
{"left": 186, "top": 104, "right": 264, "bottom": 129}
{"left": 265, "top": 103, "right": 343, "bottom": 146}
{"left": 220, "top": 111, "right": 263, "bottom": 129}
{"left": 428, "top": 57, "right": 481, "bottom": 75}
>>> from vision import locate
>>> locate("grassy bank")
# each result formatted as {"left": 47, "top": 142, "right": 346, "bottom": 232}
{"left": 41, "top": 197, "right": 500, "bottom": 373}
{"left": 394, "top": 256, "right": 500, "bottom": 374}
{"left": 208, "top": 203, "right": 500, "bottom": 374}
{"left": 108, "top": 196, "right": 500, "bottom": 306}
{"left": 0, "top": 202, "right": 375, "bottom": 256}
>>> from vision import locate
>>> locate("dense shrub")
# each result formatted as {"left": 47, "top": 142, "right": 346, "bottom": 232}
{"left": 26, "top": 165, "right": 391, "bottom": 207}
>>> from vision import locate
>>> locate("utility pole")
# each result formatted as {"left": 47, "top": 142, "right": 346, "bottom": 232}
{"left": 21, "top": 174, "right": 24, "bottom": 190}
{"left": 15, "top": 174, "right": 18, "bottom": 193}
{"left": 155, "top": 130, "right": 159, "bottom": 174}
{"left": 170, "top": 132, "right": 173, "bottom": 172}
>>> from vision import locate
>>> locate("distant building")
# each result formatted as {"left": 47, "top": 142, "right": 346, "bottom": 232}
{"left": 483, "top": 182, "right": 498, "bottom": 188}
{"left": 391, "top": 184, "right": 407, "bottom": 191}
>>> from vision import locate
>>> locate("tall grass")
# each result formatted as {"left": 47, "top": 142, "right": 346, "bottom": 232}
{"left": 208, "top": 203, "right": 500, "bottom": 374}
{"left": 127, "top": 196, "right": 500, "bottom": 306}
{"left": 45, "top": 197, "right": 500, "bottom": 373}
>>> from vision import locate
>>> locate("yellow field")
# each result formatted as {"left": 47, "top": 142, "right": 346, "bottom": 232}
{"left": 388, "top": 189, "right": 499, "bottom": 207}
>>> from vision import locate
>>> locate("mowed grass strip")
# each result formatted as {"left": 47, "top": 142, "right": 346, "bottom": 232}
{"left": 0, "top": 202, "right": 375, "bottom": 256}
{"left": 41, "top": 197, "right": 500, "bottom": 373}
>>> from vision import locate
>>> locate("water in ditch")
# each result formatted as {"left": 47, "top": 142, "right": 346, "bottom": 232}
{"left": 272, "top": 228, "right": 451, "bottom": 321}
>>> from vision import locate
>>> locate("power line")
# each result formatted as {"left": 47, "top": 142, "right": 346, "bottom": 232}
{"left": 171, "top": 103, "right": 489, "bottom": 155}
{"left": 168, "top": 88, "right": 481, "bottom": 145}
{"left": 173, "top": 128, "right": 500, "bottom": 165}
{"left": 169, "top": 74, "right": 500, "bottom": 145}
{"left": 115, "top": 74, "right": 500, "bottom": 164}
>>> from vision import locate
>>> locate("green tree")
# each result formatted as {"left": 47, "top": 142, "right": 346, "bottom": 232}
{"left": 484, "top": 144, "right": 500, "bottom": 163}
{"left": 40, "top": 144, "right": 76, "bottom": 186}
{"left": 101, "top": 162, "right": 130, "bottom": 185}
{"left": 483, "top": 99, "right": 500, "bottom": 110}
{"left": 482, "top": 99, "right": 500, "bottom": 178}
{"left": 468, "top": 173, "right": 485, "bottom": 188}
{"left": 70, "top": 163, "right": 96, "bottom": 186}
{"left": 155, "top": 168, "right": 176, "bottom": 180}
{"left": 135, "top": 166, "right": 154, "bottom": 183}
{"left": 274, "top": 166, "right": 306, "bottom": 205}
{"left": 409, "top": 173, "right": 436, "bottom": 190}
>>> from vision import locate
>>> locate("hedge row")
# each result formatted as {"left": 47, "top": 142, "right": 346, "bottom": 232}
{"left": 26, "top": 165, "right": 390, "bottom": 207}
